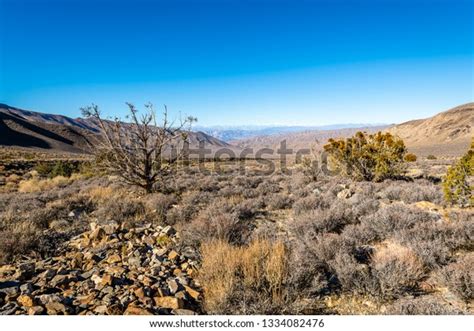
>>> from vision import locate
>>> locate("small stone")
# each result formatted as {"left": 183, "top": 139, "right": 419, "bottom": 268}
{"left": 91, "top": 274, "right": 102, "bottom": 285}
{"left": 17, "top": 294, "right": 34, "bottom": 307}
{"left": 168, "top": 251, "right": 179, "bottom": 261}
{"left": 172, "top": 308, "right": 197, "bottom": 315}
{"left": 19, "top": 283, "right": 34, "bottom": 294}
{"left": 107, "top": 303, "right": 123, "bottom": 315}
{"left": 167, "top": 279, "right": 179, "bottom": 294}
{"left": 37, "top": 294, "right": 62, "bottom": 305}
{"left": 133, "top": 288, "right": 146, "bottom": 300}
{"left": 100, "top": 274, "right": 114, "bottom": 286}
{"left": 184, "top": 285, "right": 201, "bottom": 301}
{"left": 45, "top": 301, "right": 68, "bottom": 315}
{"left": 161, "top": 226, "right": 176, "bottom": 236}
{"left": 50, "top": 274, "right": 72, "bottom": 288}
{"left": 154, "top": 247, "right": 168, "bottom": 256}
{"left": 0, "top": 284, "right": 19, "bottom": 300}
{"left": 76, "top": 293, "right": 95, "bottom": 305}
{"left": 89, "top": 227, "right": 106, "bottom": 243}
{"left": 337, "top": 188, "right": 354, "bottom": 199}
{"left": 27, "top": 306, "right": 45, "bottom": 315}
{"left": 102, "top": 222, "right": 120, "bottom": 235}
{"left": 0, "top": 302, "right": 18, "bottom": 315}
{"left": 128, "top": 257, "right": 141, "bottom": 268}
{"left": 154, "top": 296, "right": 184, "bottom": 309}
{"left": 94, "top": 305, "right": 108, "bottom": 314}
{"left": 124, "top": 303, "right": 153, "bottom": 315}
{"left": 107, "top": 254, "right": 121, "bottom": 264}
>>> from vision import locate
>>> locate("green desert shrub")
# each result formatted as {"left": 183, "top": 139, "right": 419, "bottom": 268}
{"left": 404, "top": 153, "right": 417, "bottom": 162}
{"left": 443, "top": 140, "right": 473, "bottom": 207}
{"left": 35, "top": 160, "right": 81, "bottom": 178}
{"left": 323, "top": 131, "right": 407, "bottom": 182}
{"left": 426, "top": 154, "right": 437, "bottom": 160}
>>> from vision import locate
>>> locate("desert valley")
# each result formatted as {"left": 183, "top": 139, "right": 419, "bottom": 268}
{"left": 0, "top": 102, "right": 472, "bottom": 315}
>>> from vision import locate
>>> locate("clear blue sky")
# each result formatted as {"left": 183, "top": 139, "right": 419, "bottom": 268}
{"left": 0, "top": 0, "right": 472, "bottom": 126}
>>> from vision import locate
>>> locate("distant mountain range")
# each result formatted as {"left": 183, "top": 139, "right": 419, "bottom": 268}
{"left": 233, "top": 103, "right": 473, "bottom": 157}
{"left": 194, "top": 123, "right": 387, "bottom": 142}
{"left": 0, "top": 102, "right": 472, "bottom": 157}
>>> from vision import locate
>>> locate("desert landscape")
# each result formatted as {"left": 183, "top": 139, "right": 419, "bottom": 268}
{"left": 1, "top": 0, "right": 473, "bottom": 325}
{"left": 0, "top": 102, "right": 472, "bottom": 315}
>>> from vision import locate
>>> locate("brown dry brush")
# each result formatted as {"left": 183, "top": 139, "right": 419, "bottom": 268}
{"left": 81, "top": 103, "right": 196, "bottom": 193}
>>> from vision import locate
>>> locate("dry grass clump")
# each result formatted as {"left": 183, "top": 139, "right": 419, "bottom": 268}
{"left": 86, "top": 186, "right": 116, "bottom": 204}
{"left": 437, "top": 253, "right": 474, "bottom": 303}
{"left": 199, "top": 239, "right": 288, "bottom": 314}
{"left": 18, "top": 176, "right": 71, "bottom": 193}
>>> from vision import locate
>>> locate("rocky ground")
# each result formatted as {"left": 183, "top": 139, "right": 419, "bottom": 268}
{"left": 0, "top": 222, "right": 202, "bottom": 315}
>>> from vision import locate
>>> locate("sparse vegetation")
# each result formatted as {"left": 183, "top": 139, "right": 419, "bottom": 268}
{"left": 323, "top": 131, "right": 407, "bottom": 181}
{"left": 0, "top": 151, "right": 472, "bottom": 315}
{"left": 443, "top": 140, "right": 473, "bottom": 207}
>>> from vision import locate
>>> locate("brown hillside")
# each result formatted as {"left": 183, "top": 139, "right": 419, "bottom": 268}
{"left": 388, "top": 103, "right": 473, "bottom": 156}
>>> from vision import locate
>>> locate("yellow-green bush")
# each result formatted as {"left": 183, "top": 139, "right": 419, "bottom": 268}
{"left": 443, "top": 139, "right": 473, "bottom": 207}
{"left": 404, "top": 153, "right": 417, "bottom": 162}
{"left": 323, "top": 131, "right": 407, "bottom": 181}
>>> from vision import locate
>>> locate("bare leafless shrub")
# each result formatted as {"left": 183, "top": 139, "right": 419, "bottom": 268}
{"left": 0, "top": 222, "right": 40, "bottom": 263}
{"left": 379, "top": 180, "right": 443, "bottom": 204}
{"left": 255, "top": 180, "right": 281, "bottom": 196}
{"left": 395, "top": 221, "right": 473, "bottom": 268}
{"left": 218, "top": 185, "right": 243, "bottom": 198}
{"left": 288, "top": 234, "right": 342, "bottom": 296}
{"left": 292, "top": 194, "right": 331, "bottom": 215}
{"left": 267, "top": 193, "right": 294, "bottom": 210}
{"left": 196, "top": 176, "right": 221, "bottom": 192}
{"left": 356, "top": 205, "right": 440, "bottom": 243}
{"left": 82, "top": 103, "right": 196, "bottom": 193}
{"left": 329, "top": 252, "right": 376, "bottom": 295}
{"left": 370, "top": 243, "right": 426, "bottom": 299}
{"left": 166, "top": 190, "right": 212, "bottom": 225}
{"left": 285, "top": 172, "right": 311, "bottom": 194}
{"left": 143, "top": 192, "right": 177, "bottom": 224}
{"left": 234, "top": 198, "right": 264, "bottom": 220}
{"left": 350, "top": 196, "right": 380, "bottom": 219}
{"left": 94, "top": 198, "right": 145, "bottom": 224}
{"left": 232, "top": 175, "right": 263, "bottom": 190}
{"left": 437, "top": 253, "right": 474, "bottom": 303}
{"left": 387, "top": 296, "right": 464, "bottom": 315}
{"left": 181, "top": 197, "right": 251, "bottom": 246}
{"left": 293, "top": 201, "right": 356, "bottom": 235}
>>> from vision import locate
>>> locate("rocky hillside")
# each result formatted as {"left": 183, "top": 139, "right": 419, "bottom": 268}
{"left": 0, "top": 222, "right": 202, "bottom": 315}
{"left": 0, "top": 104, "right": 234, "bottom": 154}
{"left": 388, "top": 103, "right": 473, "bottom": 156}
